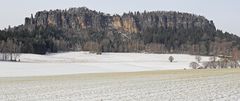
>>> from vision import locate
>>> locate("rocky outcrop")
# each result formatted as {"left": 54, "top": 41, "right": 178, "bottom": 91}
{"left": 24, "top": 7, "right": 216, "bottom": 33}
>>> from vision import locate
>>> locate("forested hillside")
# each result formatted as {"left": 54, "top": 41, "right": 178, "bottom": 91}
{"left": 0, "top": 7, "right": 239, "bottom": 55}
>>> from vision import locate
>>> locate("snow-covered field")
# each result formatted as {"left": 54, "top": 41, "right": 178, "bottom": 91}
{"left": 0, "top": 52, "right": 210, "bottom": 77}
{"left": 1, "top": 69, "right": 240, "bottom": 101}
{"left": 1, "top": 52, "right": 240, "bottom": 100}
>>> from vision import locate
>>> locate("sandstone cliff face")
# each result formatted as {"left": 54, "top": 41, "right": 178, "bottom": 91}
{"left": 24, "top": 7, "right": 216, "bottom": 34}
{"left": 112, "top": 16, "right": 122, "bottom": 30}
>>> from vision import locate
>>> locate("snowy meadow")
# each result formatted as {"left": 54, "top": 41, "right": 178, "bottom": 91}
{"left": 1, "top": 69, "right": 240, "bottom": 101}
{"left": 0, "top": 52, "right": 210, "bottom": 77}
{"left": 1, "top": 52, "right": 240, "bottom": 101}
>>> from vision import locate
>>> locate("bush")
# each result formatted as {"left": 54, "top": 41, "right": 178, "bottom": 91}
{"left": 190, "top": 62, "right": 200, "bottom": 69}
{"left": 169, "top": 56, "right": 174, "bottom": 62}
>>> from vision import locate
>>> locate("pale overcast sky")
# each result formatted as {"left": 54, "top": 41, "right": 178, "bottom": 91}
{"left": 0, "top": 0, "right": 239, "bottom": 35}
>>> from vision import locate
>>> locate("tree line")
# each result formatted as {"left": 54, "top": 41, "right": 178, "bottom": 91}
{"left": 190, "top": 48, "right": 240, "bottom": 69}
{"left": 0, "top": 38, "right": 21, "bottom": 61}
{"left": 0, "top": 26, "right": 240, "bottom": 56}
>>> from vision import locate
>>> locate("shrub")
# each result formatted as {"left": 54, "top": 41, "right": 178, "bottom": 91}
{"left": 190, "top": 62, "right": 200, "bottom": 69}
{"left": 169, "top": 56, "right": 174, "bottom": 62}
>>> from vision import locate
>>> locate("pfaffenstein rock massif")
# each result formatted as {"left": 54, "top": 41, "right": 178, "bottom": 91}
{"left": 24, "top": 7, "right": 215, "bottom": 33}
{"left": 0, "top": 7, "right": 239, "bottom": 55}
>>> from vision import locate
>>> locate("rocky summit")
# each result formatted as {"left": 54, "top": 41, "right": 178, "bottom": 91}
{"left": 24, "top": 7, "right": 215, "bottom": 33}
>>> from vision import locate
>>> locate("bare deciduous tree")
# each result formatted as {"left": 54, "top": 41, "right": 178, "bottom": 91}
{"left": 231, "top": 48, "right": 240, "bottom": 68}
{"left": 145, "top": 43, "right": 166, "bottom": 53}
{"left": 0, "top": 39, "right": 21, "bottom": 61}
{"left": 195, "top": 55, "right": 202, "bottom": 63}
{"left": 84, "top": 41, "right": 101, "bottom": 54}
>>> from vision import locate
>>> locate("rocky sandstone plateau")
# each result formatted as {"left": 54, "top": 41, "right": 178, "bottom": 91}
{"left": 24, "top": 7, "right": 215, "bottom": 33}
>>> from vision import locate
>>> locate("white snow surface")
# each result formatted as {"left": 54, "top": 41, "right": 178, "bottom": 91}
{"left": 0, "top": 52, "right": 210, "bottom": 77}
{"left": 1, "top": 73, "right": 240, "bottom": 101}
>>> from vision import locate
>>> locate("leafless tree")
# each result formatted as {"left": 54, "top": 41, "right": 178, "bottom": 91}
{"left": 84, "top": 41, "right": 101, "bottom": 54}
{"left": 0, "top": 39, "right": 21, "bottom": 61}
{"left": 218, "top": 58, "right": 228, "bottom": 68}
{"left": 195, "top": 55, "right": 202, "bottom": 63}
{"left": 53, "top": 38, "right": 68, "bottom": 52}
{"left": 231, "top": 48, "right": 240, "bottom": 68}
{"left": 229, "top": 60, "right": 240, "bottom": 68}
{"left": 0, "top": 41, "right": 5, "bottom": 61}
{"left": 145, "top": 43, "right": 166, "bottom": 53}
{"left": 209, "top": 56, "right": 217, "bottom": 62}
{"left": 13, "top": 41, "right": 22, "bottom": 61}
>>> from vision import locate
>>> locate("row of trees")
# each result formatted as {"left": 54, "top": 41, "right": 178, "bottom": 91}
{"left": 190, "top": 59, "right": 240, "bottom": 69}
{"left": 190, "top": 48, "right": 240, "bottom": 69}
{"left": 0, "top": 39, "right": 21, "bottom": 61}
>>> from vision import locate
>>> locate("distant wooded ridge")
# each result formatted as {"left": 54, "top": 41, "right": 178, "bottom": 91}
{"left": 0, "top": 7, "right": 240, "bottom": 56}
